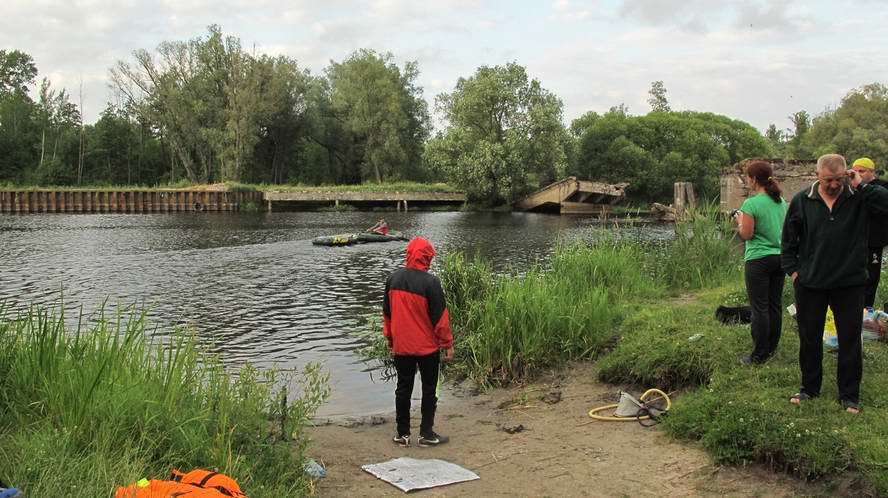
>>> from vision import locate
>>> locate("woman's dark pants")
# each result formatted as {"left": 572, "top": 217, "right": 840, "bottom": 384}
{"left": 394, "top": 352, "right": 439, "bottom": 437}
{"left": 744, "top": 254, "right": 784, "bottom": 361}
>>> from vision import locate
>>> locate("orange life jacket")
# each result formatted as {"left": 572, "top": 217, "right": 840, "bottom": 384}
{"left": 114, "top": 469, "right": 247, "bottom": 498}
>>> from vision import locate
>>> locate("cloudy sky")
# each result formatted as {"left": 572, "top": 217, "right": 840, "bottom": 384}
{"left": 2, "top": 0, "right": 886, "bottom": 131}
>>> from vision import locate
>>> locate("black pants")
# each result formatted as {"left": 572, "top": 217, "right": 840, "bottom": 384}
{"left": 394, "top": 352, "right": 439, "bottom": 437}
{"left": 794, "top": 284, "right": 864, "bottom": 403}
{"left": 864, "top": 246, "right": 883, "bottom": 309}
{"left": 744, "top": 255, "right": 784, "bottom": 361}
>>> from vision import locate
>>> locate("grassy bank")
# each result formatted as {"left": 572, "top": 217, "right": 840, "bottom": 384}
{"left": 0, "top": 305, "right": 329, "bottom": 497}
{"left": 600, "top": 283, "right": 888, "bottom": 495}
{"left": 361, "top": 211, "right": 888, "bottom": 493}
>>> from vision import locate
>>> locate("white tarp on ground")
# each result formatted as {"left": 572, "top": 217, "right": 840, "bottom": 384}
{"left": 361, "top": 457, "right": 480, "bottom": 492}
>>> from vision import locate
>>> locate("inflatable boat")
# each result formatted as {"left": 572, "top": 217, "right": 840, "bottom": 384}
{"left": 312, "top": 231, "right": 409, "bottom": 246}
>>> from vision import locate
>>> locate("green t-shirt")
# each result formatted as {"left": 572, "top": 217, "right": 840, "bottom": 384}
{"left": 740, "top": 193, "right": 787, "bottom": 262}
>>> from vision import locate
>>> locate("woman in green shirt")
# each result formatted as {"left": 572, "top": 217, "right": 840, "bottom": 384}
{"left": 734, "top": 160, "right": 788, "bottom": 364}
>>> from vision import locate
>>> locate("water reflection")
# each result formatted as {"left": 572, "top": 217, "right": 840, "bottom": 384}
{"left": 0, "top": 211, "right": 672, "bottom": 416}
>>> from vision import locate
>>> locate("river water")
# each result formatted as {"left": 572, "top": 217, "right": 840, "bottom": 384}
{"left": 0, "top": 211, "right": 671, "bottom": 417}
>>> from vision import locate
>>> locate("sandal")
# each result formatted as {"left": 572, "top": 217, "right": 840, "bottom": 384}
{"left": 789, "top": 392, "right": 812, "bottom": 406}
{"left": 841, "top": 400, "right": 861, "bottom": 414}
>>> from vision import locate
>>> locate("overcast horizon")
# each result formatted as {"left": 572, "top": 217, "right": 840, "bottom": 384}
{"left": 2, "top": 0, "right": 887, "bottom": 133}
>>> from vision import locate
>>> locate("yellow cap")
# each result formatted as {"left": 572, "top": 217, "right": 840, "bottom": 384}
{"left": 852, "top": 157, "right": 875, "bottom": 170}
{"left": 137, "top": 478, "right": 150, "bottom": 488}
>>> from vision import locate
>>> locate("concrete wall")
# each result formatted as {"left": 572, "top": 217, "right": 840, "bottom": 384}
{"left": 720, "top": 159, "right": 817, "bottom": 212}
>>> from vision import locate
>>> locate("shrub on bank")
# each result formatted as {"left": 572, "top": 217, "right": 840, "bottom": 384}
{"left": 0, "top": 305, "right": 328, "bottom": 498}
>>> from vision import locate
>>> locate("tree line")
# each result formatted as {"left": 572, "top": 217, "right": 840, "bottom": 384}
{"left": 1, "top": 26, "right": 886, "bottom": 205}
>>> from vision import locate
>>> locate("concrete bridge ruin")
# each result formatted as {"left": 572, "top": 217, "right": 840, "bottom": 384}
{"left": 513, "top": 177, "right": 628, "bottom": 215}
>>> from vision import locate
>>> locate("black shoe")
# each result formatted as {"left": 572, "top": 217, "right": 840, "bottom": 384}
{"left": 741, "top": 355, "right": 764, "bottom": 365}
{"left": 418, "top": 432, "right": 449, "bottom": 447}
{"left": 392, "top": 434, "right": 410, "bottom": 447}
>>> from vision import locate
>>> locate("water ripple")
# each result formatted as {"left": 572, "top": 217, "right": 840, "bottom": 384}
{"left": 0, "top": 211, "right": 671, "bottom": 416}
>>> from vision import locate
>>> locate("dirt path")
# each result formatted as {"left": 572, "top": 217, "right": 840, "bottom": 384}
{"left": 308, "top": 364, "right": 814, "bottom": 497}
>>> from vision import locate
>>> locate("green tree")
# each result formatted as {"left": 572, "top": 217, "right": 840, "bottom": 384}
{"left": 0, "top": 49, "right": 37, "bottom": 95}
{"left": 0, "top": 49, "right": 40, "bottom": 181}
{"left": 250, "top": 56, "right": 315, "bottom": 184}
{"left": 326, "top": 50, "right": 430, "bottom": 183}
{"left": 647, "top": 80, "right": 670, "bottom": 113}
{"left": 803, "top": 83, "right": 888, "bottom": 169}
{"left": 786, "top": 110, "right": 812, "bottom": 158}
{"left": 575, "top": 110, "right": 770, "bottom": 201}
{"left": 569, "top": 111, "right": 600, "bottom": 138}
{"left": 32, "top": 78, "right": 81, "bottom": 183}
{"left": 112, "top": 25, "right": 293, "bottom": 183}
{"left": 425, "top": 62, "right": 569, "bottom": 204}
{"left": 765, "top": 123, "right": 786, "bottom": 156}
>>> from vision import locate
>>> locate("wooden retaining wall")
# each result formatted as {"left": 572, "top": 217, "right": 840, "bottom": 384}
{"left": 0, "top": 190, "right": 263, "bottom": 214}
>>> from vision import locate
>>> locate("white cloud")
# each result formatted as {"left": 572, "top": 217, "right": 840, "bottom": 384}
{"left": 0, "top": 0, "right": 885, "bottom": 132}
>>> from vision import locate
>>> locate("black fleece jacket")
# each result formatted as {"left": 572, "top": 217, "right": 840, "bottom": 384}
{"left": 868, "top": 178, "right": 888, "bottom": 248}
{"left": 782, "top": 181, "right": 888, "bottom": 289}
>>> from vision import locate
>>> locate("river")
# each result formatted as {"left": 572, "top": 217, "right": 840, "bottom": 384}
{"left": 0, "top": 211, "right": 671, "bottom": 417}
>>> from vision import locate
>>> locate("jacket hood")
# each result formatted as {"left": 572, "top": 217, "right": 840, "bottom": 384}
{"left": 406, "top": 237, "right": 435, "bottom": 271}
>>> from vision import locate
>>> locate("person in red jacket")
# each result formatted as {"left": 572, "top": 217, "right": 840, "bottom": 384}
{"left": 383, "top": 237, "right": 454, "bottom": 447}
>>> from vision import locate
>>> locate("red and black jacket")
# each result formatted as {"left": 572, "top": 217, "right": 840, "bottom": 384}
{"left": 383, "top": 238, "right": 453, "bottom": 356}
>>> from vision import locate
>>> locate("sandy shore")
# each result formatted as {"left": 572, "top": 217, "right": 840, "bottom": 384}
{"left": 307, "top": 363, "right": 817, "bottom": 497}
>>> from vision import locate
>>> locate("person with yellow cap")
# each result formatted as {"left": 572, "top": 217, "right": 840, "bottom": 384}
{"left": 852, "top": 157, "right": 888, "bottom": 308}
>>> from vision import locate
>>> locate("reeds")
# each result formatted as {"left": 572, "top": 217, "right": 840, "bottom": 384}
{"left": 431, "top": 236, "right": 666, "bottom": 384}
{"left": 655, "top": 207, "right": 742, "bottom": 290}
{"left": 0, "top": 304, "right": 328, "bottom": 498}
{"left": 427, "top": 212, "right": 739, "bottom": 385}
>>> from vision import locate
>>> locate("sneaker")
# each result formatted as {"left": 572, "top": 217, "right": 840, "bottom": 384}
{"left": 392, "top": 434, "right": 410, "bottom": 447}
{"left": 418, "top": 432, "right": 449, "bottom": 447}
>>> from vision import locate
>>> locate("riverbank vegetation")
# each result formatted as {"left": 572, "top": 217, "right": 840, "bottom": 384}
{"left": 0, "top": 306, "right": 329, "bottom": 497}
{"left": 3, "top": 30, "right": 886, "bottom": 206}
{"left": 0, "top": 180, "right": 455, "bottom": 194}
{"left": 361, "top": 212, "right": 888, "bottom": 493}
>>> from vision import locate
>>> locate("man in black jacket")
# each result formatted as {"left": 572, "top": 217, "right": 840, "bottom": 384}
{"left": 782, "top": 154, "right": 888, "bottom": 413}
{"left": 851, "top": 157, "right": 888, "bottom": 308}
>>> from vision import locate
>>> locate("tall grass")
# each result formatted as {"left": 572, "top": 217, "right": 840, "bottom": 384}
{"left": 0, "top": 305, "right": 328, "bottom": 498}
{"left": 428, "top": 239, "right": 663, "bottom": 385}
{"left": 654, "top": 211, "right": 742, "bottom": 290}
{"left": 461, "top": 268, "right": 618, "bottom": 382}
{"left": 357, "top": 214, "right": 738, "bottom": 385}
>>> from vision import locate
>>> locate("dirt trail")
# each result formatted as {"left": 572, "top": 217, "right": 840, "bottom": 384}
{"left": 308, "top": 364, "right": 813, "bottom": 497}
